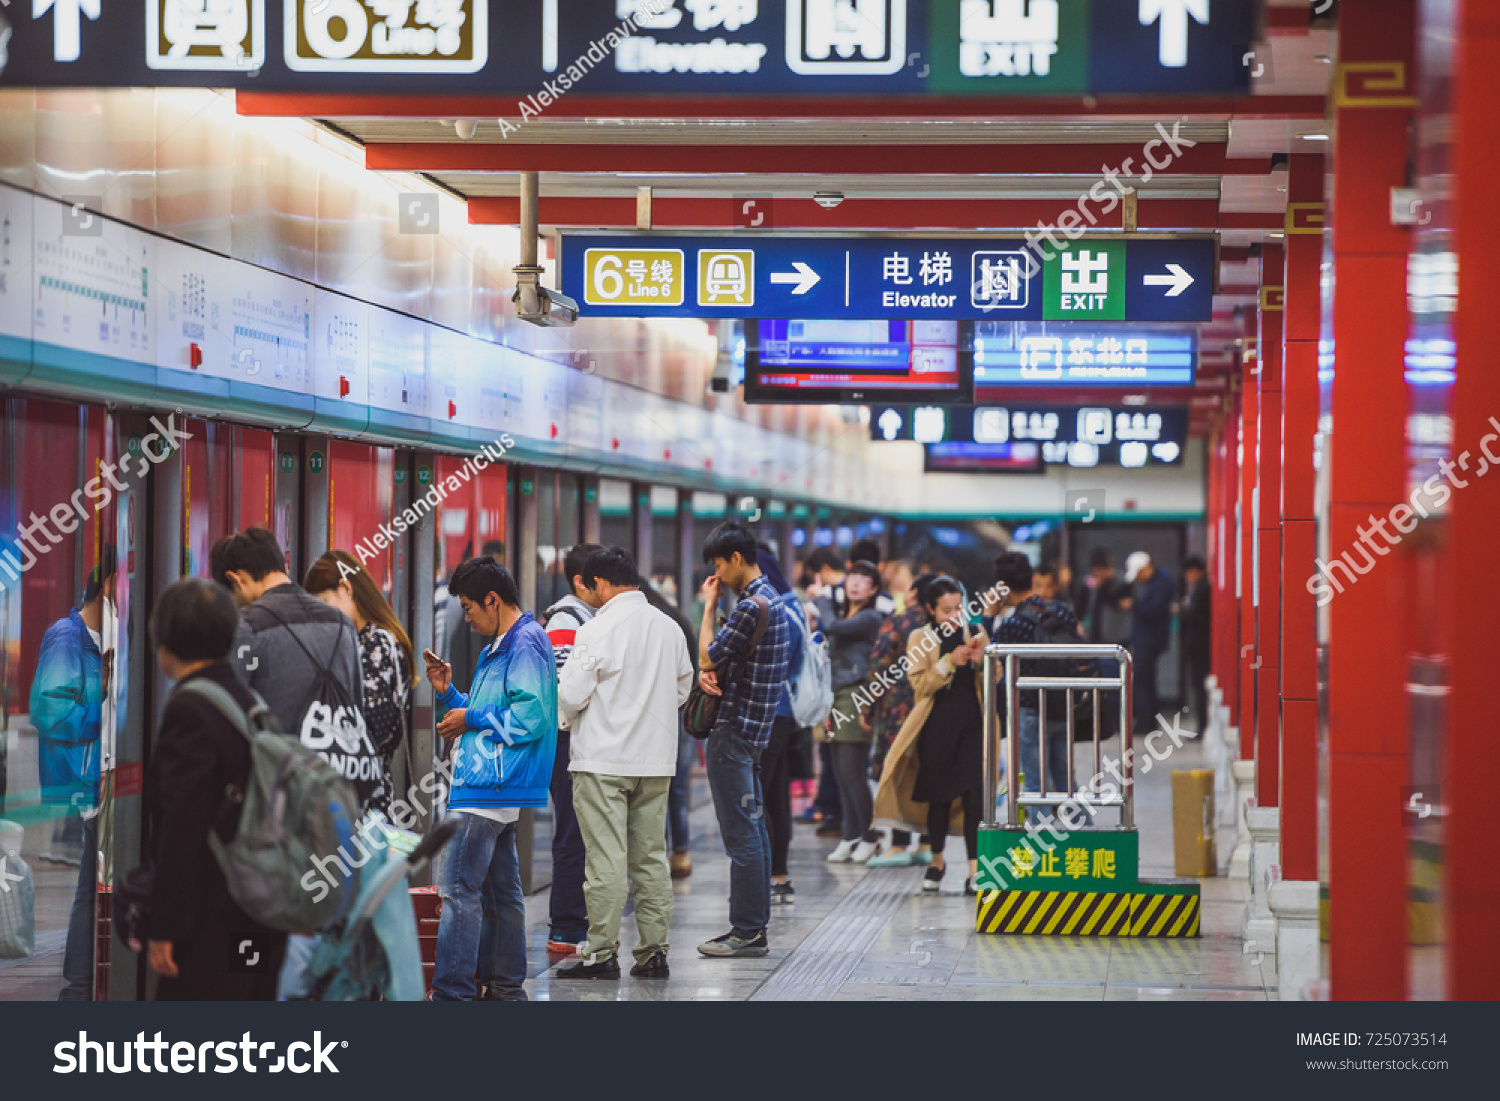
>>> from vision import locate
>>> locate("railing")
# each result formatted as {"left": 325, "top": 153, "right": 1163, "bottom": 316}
{"left": 981, "top": 644, "right": 1135, "bottom": 829}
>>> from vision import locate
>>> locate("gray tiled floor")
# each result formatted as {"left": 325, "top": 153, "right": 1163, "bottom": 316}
{"left": 529, "top": 729, "right": 1278, "bottom": 1002}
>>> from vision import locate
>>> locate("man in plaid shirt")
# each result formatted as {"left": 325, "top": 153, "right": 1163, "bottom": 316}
{"left": 695, "top": 521, "right": 792, "bottom": 958}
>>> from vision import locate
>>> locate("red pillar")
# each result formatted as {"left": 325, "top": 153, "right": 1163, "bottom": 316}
{"left": 1280, "top": 157, "right": 1324, "bottom": 882}
{"left": 1214, "top": 393, "right": 1240, "bottom": 726}
{"left": 1326, "top": 0, "right": 1416, "bottom": 1000}
{"left": 1445, "top": 0, "right": 1500, "bottom": 1001}
{"left": 1237, "top": 322, "right": 1259, "bottom": 760}
{"left": 1255, "top": 248, "right": 1285, "bottom": 808}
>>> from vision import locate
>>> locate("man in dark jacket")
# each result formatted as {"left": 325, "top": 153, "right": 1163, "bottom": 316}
{"left": 146, "top": 579, "right": 287, "bottom": 1000}
{"left": 1124, "top": 552, "right": 1175, "bottom": 736}
{"left": 540, "top": 542, "right": 602, "bottom": 956}
{"left": 1179, "top": 555, "right": 1211, "bottom": 734}
{"left": 210, "top": 527, "right": 365, "bottom": 999}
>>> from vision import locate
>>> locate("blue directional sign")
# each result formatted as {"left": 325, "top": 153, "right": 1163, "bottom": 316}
{"left": 971, "top": 324, "right": 1196, "bottom": 386}
{"left": 559, "top": 235, "right": 1216, "bottom": 323}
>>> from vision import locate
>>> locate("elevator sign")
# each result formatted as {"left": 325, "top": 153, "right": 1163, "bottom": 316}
{"left": 560, "top": 234, "right": 1215, "bottom": 322}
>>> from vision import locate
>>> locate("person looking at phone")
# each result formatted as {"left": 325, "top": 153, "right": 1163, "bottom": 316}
{"left": 422, "top": 558, "right": 557, "bottom": 1002}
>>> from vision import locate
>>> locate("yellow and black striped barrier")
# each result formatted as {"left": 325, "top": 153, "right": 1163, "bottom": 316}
{"left": 977, "top": 888, "right": 1200, "bottom": 938}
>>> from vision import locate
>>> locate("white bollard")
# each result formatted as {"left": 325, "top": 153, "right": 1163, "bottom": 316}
{"left": 1243, "top": 806, "right": 1281, "bottom": 960}
{"left": 1228, "top": 759, "right": 1256, "bottom": 879}
{"left": 1270, "top": 878, "right": 1321, "bottom": 1000}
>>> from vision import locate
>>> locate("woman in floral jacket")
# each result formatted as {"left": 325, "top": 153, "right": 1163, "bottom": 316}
{"left": 305, "top": 549, "right": 416, "bottom": 816}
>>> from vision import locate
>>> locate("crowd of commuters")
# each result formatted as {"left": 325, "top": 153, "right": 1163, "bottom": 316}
{"left": 47, "top": 512, "right": 1213, "bottom": 1001}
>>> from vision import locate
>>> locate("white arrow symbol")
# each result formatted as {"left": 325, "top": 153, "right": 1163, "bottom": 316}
{"left": 34, "top": 0, "right": 100, "bottom": 63}
{"left": 1139, "top": 0, "right": 1208, "bottom": 69}
{"left": 1143, "top": 263, "right": 1194, "bottom": 297}
{"left": 770, "top": 261, "right": 820, "bottom": 295}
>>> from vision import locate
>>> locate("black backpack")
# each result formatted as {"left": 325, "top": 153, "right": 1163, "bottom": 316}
{"left": 1013, "top": 602, "right": 1113, "bottom": 740}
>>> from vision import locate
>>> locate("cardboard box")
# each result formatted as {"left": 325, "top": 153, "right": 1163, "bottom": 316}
{"left": 1172, "top": 769, "right": 1216, "bottom": 878}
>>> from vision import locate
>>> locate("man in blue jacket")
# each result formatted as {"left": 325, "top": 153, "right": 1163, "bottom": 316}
{"left": 1123, "top": 552, "right": 1175, "bottom": 736}
{"left": 424, "top": 558, "right": 557, "bottom": 1002}
{"left": 32, "top": 552, "right": 114, "bottom": 1000}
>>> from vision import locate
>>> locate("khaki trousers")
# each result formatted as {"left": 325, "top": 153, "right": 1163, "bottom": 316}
{"left": 570, "top": 771, "right": 673, "bottom": 964}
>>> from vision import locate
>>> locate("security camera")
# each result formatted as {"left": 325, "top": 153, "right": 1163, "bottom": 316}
{"left": 708, "top": 357, "right": 740, "bottom": 394}
{"left": 454, "top": 119, "right": 479, "bottom": 140}
{"left": 512, "top": 285, "right": 579, "bottom": 327}
{"left": 813, "top": 191, "right": 845, "bottom": 209}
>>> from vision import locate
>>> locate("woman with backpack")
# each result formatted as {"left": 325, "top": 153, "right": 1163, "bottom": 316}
{"left": 305, "top": 551, "right": 418, "bottom": 818}
{"left": 145, "top": 579, "right": 287, "bottom": 999}
{"left": 873, "top": 577, "right": 990, "bottom": 895}
{"left": 816, "top": 559, "right": 887, "bottom": 864}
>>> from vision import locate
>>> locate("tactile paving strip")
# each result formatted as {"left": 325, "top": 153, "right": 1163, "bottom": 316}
{"left": 750, "top": 867, "right": 925, "bottom": 1001}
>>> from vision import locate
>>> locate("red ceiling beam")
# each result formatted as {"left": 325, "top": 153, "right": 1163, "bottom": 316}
{"left": 239, "top": 92, "right": 1328, "bottom": 121}
{"left": 369, "top": 141, "right": 1270, "bottom": 175}
{"left": 470, "top": 195, "right": 1273, "bottom": 230}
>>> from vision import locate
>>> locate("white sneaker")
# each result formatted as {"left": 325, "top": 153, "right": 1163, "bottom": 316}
{"left": 826, "top": 839, "right": 857, "bottom": 863}
{"left": 850, "top": 840, "right": 879, "bottom": 863}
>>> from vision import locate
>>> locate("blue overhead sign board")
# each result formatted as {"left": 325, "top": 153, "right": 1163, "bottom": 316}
{"left": 970, "top": 324, "right": 1196, "bottom": 386}
{"left": 559, "top": 235, "right": 1216, "bottom": 323}
{"left": 2, "top": 1, "right": 1254, "bottom": 96}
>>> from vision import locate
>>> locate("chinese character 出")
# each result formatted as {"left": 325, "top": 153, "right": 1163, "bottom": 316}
{"left": 920, "top": 251, "right": 953, "bottom": 286}
{"left": 1060, "top": 249, "right": 1109, "bottom": 295}
{"left": 1091, "top": 849, "right": 1116, "bottom": 879}
{"left": 1064, "top": 847, "right": 1089, "bottom": 877}
{"left": 883, "top": 253, "right": 913, "bottom": 285}
{"left": 684, "top": 0, "right": 758, "bottom": 31}
{"left": 959, "top": 0, "right": 1060, "bottom": 78}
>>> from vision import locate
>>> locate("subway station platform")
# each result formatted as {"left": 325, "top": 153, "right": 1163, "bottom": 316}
{"left": 522, "top": 731, "right": 1273, "bottom": 1003}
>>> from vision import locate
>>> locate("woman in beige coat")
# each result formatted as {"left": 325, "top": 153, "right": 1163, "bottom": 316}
{"left": 872, "top": 577, "right": 991, "bottom": 894}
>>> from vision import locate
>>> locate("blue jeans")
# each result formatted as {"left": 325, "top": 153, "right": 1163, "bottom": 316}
{"left": 667, "top": 725, "right": 696, "bottom": 853}
{"left": 705, "top": 727, "right": 770, "bottom": 939}
{"left": 548, "top": 730, "right": 587, "bottom": 943}
{"left": 1018, "top": 707, "right": 1071, "bottom": 826}
{"left": 58, "top": 815, "right": 97, "bottom": 1000}
{"left": 433, "top": 811, "right": 527, "bottom": 1001}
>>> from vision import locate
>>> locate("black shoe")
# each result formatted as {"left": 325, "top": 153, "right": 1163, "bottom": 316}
{"left": 964, "top": 875, "right": 979, "bottom": 896}
{"left": 554, "top": 955, "right": 621, "bottom": 980}
{"left": 921, "top": 866, "right": 945, "bottom": 894}
{"left": 478, "top": 983, "right": 528, "bottom": 1001}
{"left": 629, "top": 952, "right": 670, "bottom": 978}
{"left": 770, "top": 881, "right": 796, "bottom": 905}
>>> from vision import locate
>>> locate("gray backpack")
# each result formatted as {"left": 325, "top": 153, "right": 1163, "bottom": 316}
{"left": 181, "top": 680, "right": 361, "bottom": 934}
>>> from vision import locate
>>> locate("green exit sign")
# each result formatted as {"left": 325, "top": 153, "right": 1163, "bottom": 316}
{"left": 1044, "top": 242, "right": 1125, "bottom": 321}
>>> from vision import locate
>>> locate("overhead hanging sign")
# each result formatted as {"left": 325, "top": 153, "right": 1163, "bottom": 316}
{"left": 561, "top": 235, "right": 1216, "bottom": 322}
{"left": 2, "top": 1, "right": 1254, "bottom": 96}
{"left": 970, "top": 324, "right": 1196, "bottom": 385}
{"left": 870, "top": 403, "right": 1189, "bottom": 467}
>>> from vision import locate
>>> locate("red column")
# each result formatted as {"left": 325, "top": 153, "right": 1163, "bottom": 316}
{"left": 1214, "top": 393, "right": 1240, "bottom": 725}
{"left": 1280, "top": 157, "right": 1324, "bottom": 882}
{"left": 1445, "top": 0, "right": 1500, "bottom": 1002}
{"left": 1237, "top": 322, "right": 1259, "bottom": 760}
{"left": 1326, "top": 0, "right": 1417, "bottom": 1000}
{"left": 1256, "top": 247, "right": 1285, "bottom": 808}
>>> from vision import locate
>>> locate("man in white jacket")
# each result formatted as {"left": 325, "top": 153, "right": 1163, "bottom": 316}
{"left": 553, "top": 547, "right": 694, "bottom": 980}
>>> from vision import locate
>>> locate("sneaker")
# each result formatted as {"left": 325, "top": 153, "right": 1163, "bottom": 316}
{"left": 864, "top": 848, "right": 914, "bottom": 868}
{"left": 794, "top": 807, "right": 824, "bottom": 824}
{"left": 545, "top": 936, "right": 582, "bottom": 956}
{"left": 826, "top": 839, "right": 857, "bottom": 863}
{"left": 921, "top": 866, "right": 945, "bottom": 893}
{"left": 554, "top": 955, "right": 621, "bottom": 980}
{"left": 815, "top": 821, "right": 844, "bottom": 839}
{"left": 964, "top": 876, "right": 980, "bottom": 897}
{"left": 698, "top": 930, "right": 769, "bottom": 958}
{"left": 850, "top": 839, "right": 879, "bottom": 863}
{"left": 669, "top": 852, "right": 693, "bottom": 879}
{"left": 629, "top": 952, "right": 670, "bottom": 979}
{"left": 770, "top": 881, "right": 796, "bottom": 905}
{"left": 911, "top": 848, "right": 934, "bottom": 866}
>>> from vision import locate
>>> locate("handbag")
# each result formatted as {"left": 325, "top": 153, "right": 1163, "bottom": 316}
{"left": 682, "top": 595, "right": 770, "bottom": 739}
